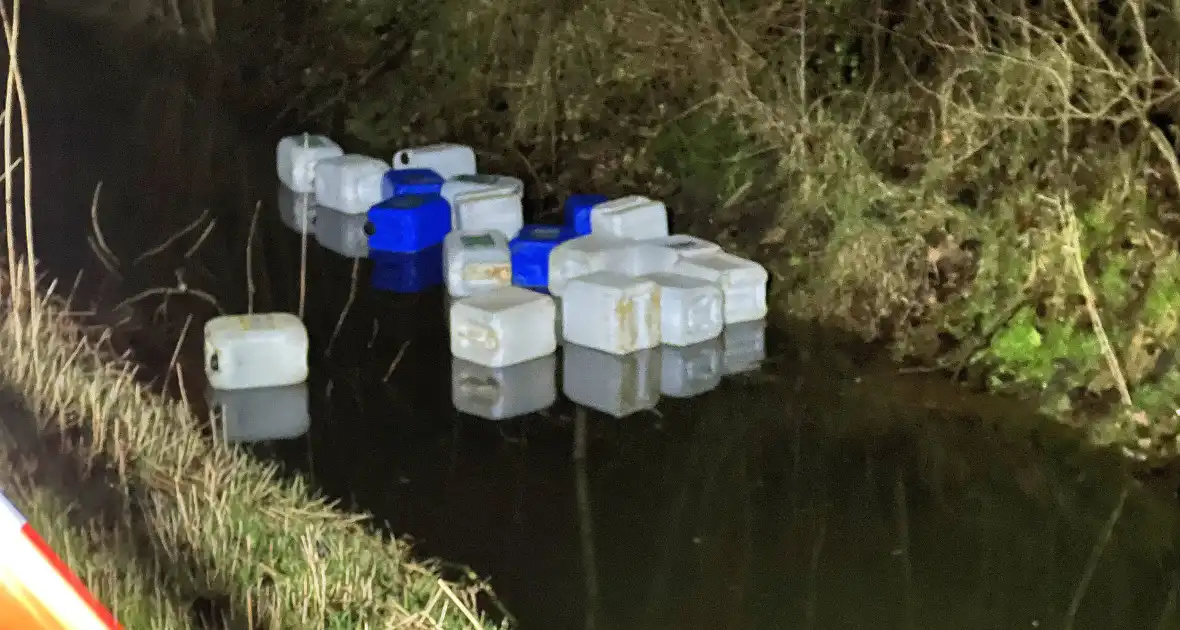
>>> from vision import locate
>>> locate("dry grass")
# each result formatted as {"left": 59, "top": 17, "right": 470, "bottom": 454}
{"left": 0, "top": 1, "right": 504, "bottom": 627}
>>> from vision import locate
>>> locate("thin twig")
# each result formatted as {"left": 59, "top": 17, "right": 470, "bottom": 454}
{"left": 326, "top": 259, "right": 359, "bottom": 357}
{"left": 1064, "top": 485, "right": 1129, "bottom": 630}
{"left": 246, "top": 200, "right": 260, "bottom": 313}
{"left": 134, "top": 208, "right": 210, "bottom": 264}
{"left": 382, "top": 340, "right": 411, "bottom": 381}
{"left": 162, "top": 315, "right": 193, "bottom": 395}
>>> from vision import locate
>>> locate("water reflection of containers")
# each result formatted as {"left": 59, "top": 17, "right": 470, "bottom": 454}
{"left": 562, "top": 343, "right": 661, "bottom": 418}
{"left": 370, "top": 245, "right": 445, "bottom": 293}
{"left": 366, "top": 193, "right": 451, "bottom": 254}
{"left": 509, "top": 224, "right": 575, "bottom": 290}
{"left": 277, "top": 183, "right": 317, "bottom": 234}
{"left": 392, "top": 143, "right": 477, "bottom": 179}
{"left": 660, "top": 337, "right": 723, "bottom": 398}
{"left": 451, "top": 354, "right": 557, "bottom": 420}
{"left": 204, "top": 313, "right": 309, "bottom": 390}
{"left": 207, "top": 383, "right": 311, "bottom": 443}
{"left": 313, "top": 205, "right": 370, "bottom": 259}
{"left": 312, "top": 154, "right": 389, "bottom": 215}
{"left": 722, "top": 320, "right": 767, "bottom": 375}
{"left": 563, "top": 193, "right": 608, "bottom": 236}
{"left": 444, "top": 229, "right": 512, "bottom": 297}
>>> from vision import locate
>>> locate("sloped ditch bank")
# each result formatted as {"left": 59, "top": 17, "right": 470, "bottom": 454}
{"left": 5, "top": 5, "right": 502, "bottom": 628}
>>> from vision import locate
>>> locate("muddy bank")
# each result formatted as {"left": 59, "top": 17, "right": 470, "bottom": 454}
{"left": 225, "top": 0, "right": 1180, "bottom": 458}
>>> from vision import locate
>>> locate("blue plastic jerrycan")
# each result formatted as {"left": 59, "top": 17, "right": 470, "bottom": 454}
{"left": 366, "top": 193, "right": 452, "bottom": 254}
{"left": 509, "top": 224, "right": 576, "bottom": 290}
{"left": 382, "top": 168, "right": 445, "bottom": 198}
{"left": 563, "top": 194, "right": 608, "bottom": 236}
{"left": 370, "top": 244, "right": 445, "bottom": 293}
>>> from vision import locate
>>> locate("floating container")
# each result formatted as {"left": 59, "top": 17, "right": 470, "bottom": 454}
{"left": 723, "top": 319, "right": 767, "bottom": 374}
{"left": 564, "top": 193, "right": 608, "bottom": 236}
{"left": 443, "top": 230, "right": 512, "bottom": 297}
{"left": 277, "top": 183, "right": 317, "bottom": 234}
{"left": 277, "top": 133, "right": 343, "bottom": 193}
{"left": 451, "top": 354, "right": 557, "bottom": 421}
{"left": 562, "top": 343, "right": 660, "bottom": 418}
{"left": 441, "top": 175, "right": 525, "bottom": 239}
{"left": 371, "top": 245, "right": 445, "bottom": 293}
{"left": 604, "top": 242, "right": 679, "bottom": 277}
{"left": 674, "top": 252, "right": 768, "bottom": 323}
{"left": 366, "top": 193, "right": 451, "bottom": 254}
{"left": 382, "top": 168, "right": 445, "bottom": 198}
{"left": 547, "top": 234, "right": 628, "bottom": 296}
{"left": 590, "top": 195, "right": 669, "bottom": 239}
{"left": 314, "top": 205, "right": 369, "bottom": 258}
{"left": 643, "top": 233, "right": 721, "bottom": 258}
{"left": 204, "top": 312, "right": 309, "bottom": 391}
{"left": 313, "top": 154, "right": 389, "bottom": 215}
{"left": 562, "top": 271, "right": 660, "bottom": 355}
{"left": 660, "top": 338, "right": 723, "bottom": 398}
{"left": 392, "top": 143, "right": 478, "bottom": 179}
{"left": 643, "top": 271, "right": 724, "bottom": 347}
{"left": 207, "top": 383, "right": 310, "bottom": 443}
{"left": 509, "top": 224, "right": 575, "bottom": 289}
{"left": 450, "top": 286, "right": 557, "bottom": 367}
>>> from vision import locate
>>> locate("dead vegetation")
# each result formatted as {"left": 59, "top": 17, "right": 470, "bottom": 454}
{"left": 248, "top": 0, "right": 1180, "bottom": 454}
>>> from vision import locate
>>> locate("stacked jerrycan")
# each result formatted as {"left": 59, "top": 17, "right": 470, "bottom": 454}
{"left": 274, "top": 132, "right": 770, "bottom": 423}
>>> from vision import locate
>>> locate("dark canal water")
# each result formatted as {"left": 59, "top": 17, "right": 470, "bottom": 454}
{"left": 18, "top": 5, "right": 1180, "bottom": 629}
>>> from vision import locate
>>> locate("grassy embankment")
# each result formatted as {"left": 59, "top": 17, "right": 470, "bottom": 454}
{"left": 0, "top": 3, "right": 505, "bottom": 628}
{"left": 244, "top": 0, "right": 1180, "bottom": 458}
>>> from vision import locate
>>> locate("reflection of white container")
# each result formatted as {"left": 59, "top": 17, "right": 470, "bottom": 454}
{"left": 313, "top": 154, "right": 389, "bottom": 215}
{"left": 208, "top": 383, "right": 310, "bottom": 443}
{"left": 277, "top": 184, "right": 317, "bottom": 234}
{"left": 590, "top": 195, "right": 669, "bottom": 239}
{"left": 562, "top": 271, "right": 660, "bottom": 355}
{"left": 277, "top": 133, "right": 343, "bottom": 193}
{"left": 643, "top": 272, "right": 723, "bottom": 347}
{"left": 547, "top": 234, "right": 628, "bottom": 296}
{"left": 450, "top": 286, "right": 557, "bottom": 367}
{"left": 204, "top": 313, "right": 309, "bottom": 390}
{"left": 444, "top": 230, "right": 512, "bottom": 297}
{"left": 673, "top": 252, "right": 768, "bottom": 323}
{"left": 723, "top": 320, "right": 767, "bottom": 374}
{"left": 313, "top": 206, "right": 369, "bottom": 258}
{"left": 562, "top": 343, "right": 660, "bottom": 418}
{"left": 660, "top": 338, "right": 723, "bottom": 398}
{"left": 604, "top": 243, "right": 679, "bottom": 277}
{"left": 452, "top": 354, "right": 557, "bottom": 421}
{"left": 441, "top": 176, "right": 524, "bottom": 240}
{"left": 392, "top": 143, "right": 477, "bottom": 179}
{"left": 642, "top": 234, "right": 721, "bottom": 258}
